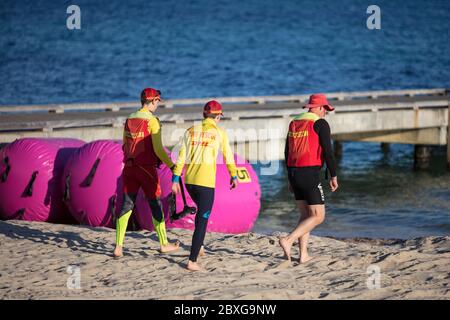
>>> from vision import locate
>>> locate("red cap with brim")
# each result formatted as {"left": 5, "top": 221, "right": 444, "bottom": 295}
{"left": 303, "top": 94, "right": 335, "bottom": 111}
{"left": 203, "top": 100, "right": 223, "bottom": 115}
{"left": 141, "top": 88, "right": 161, "bottom": 101}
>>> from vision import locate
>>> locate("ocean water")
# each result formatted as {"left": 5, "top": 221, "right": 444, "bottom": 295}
{"left": 1, "top": 0, "right": 449, "bottom": 238}
{"left": 1, "top": 0, "right": 449, "bottom": 104}
{"left": 255, "top": 143, "right": 450, "bottom": 239}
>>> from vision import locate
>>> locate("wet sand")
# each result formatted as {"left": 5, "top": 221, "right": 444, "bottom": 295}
{"left": 0, "top": 220, "right": 449, "bottom": 299}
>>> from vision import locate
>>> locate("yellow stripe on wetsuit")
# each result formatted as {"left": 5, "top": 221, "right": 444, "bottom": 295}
{"left": 116, "top": 210, "right": 169, "bottom": 246}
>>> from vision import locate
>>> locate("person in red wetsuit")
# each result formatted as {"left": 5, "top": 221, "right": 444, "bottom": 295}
{"left": 113, "top": 88, "right": 180, "bottom": 258}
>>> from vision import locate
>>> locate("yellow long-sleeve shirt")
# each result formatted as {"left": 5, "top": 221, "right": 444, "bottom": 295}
{"left": 123, "top": 108, "right": 174, "bottom": 168}
{"left": 173, "top": 118, "right": 237, "bottom": 188}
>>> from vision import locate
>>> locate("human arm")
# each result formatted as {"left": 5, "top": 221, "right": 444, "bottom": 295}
{"left": 284, "top": 132, "right": 294, "bottom": 192}
{"left": 314, "top": 119, "right": 338, "bottom": 192}
{"left": 220, "top": 129, "right": 238, "bottom": 189}
{"left": 149, "top": 117, "right": 175, "bottom": 169}
{"left": 171, "top": 131, "right": 189, "bottom": 194}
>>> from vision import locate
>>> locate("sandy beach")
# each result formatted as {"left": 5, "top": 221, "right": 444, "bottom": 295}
{"left": 0, "top": 220, "right": 448, "bottom": 300}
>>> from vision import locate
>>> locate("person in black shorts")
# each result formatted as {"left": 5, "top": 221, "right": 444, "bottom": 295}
{"left": 279, "top": 94, "right": 339, "bottom": 264}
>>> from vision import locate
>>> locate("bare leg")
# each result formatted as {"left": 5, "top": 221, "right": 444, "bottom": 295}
{"left": 199, "top": 245, "right": 206, "bottom": 257}
{"left": 280, "top": 204, "right": 325, "bottom": 261}
{"left": 280, "top": 201, "right": 307, "bottom": 260}
{"left": 296, "top": 201, "right": 313, "bottom": 263}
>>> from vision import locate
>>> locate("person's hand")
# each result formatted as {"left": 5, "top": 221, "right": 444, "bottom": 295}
{"left": 330, "top": 176, "right": 338, "bottom": 192}
{"left": 230, "top": 176, "right": 238, "bottom": 190}
{"left": 172, "top": 182, "right": 181, "bottom": 194}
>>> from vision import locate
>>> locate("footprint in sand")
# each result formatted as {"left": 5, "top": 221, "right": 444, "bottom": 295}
{"left": 265, "top": 260, "right": 292, "bottom": 272}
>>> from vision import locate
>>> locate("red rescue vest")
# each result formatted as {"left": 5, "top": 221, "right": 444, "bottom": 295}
{"left": 123, "top": 111, "right": 160, "bottom": 166}
{"left": 286, "top": 112, "right": 323, "bottom": 167}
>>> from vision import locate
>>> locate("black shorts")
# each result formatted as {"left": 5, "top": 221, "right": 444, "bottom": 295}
{"left": 287, "top": 167, "right": 325, "bottom": 205}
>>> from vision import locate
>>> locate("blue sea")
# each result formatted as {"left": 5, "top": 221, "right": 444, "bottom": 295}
{"left": 255, "top": 144, "right": 450, "bottom": 239}
{"left": 1, "top": 0, "right": 449, "bottom": 238}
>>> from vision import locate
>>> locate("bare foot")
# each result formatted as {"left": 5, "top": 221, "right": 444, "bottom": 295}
{"left": 113, "top": 246, "right": 123, "bottom": 258}
{"left": 160, "top": 240, "right": 180, "bottom": 253}
{"left": 299, "top": 255, "right": 314, "bottom": 264}
{"left": 187, "top": 260, "right": 205, "bottom": 272}
{"left": 279, "top": 237, "right": 292, "bottom": 261}
{"left": 199, "top": 246, "right": 206, "bottom": 257}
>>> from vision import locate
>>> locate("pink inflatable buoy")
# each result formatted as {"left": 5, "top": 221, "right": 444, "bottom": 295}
{"left": 0, "top": 138, "right": 84, "bottom": 223}
{"left": 134, "top": 164, "right": 197, "bottom": 231}
{"left": 209, "top": 154, "right": 261, "bottom": 233}
{"left": 136, "top": 153, "right": 261, "bottom": 234}
{"left": 62, "top": 140, "right": 133, "bottom": 228}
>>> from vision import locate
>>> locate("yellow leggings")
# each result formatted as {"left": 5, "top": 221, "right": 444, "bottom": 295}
{"left": 115, "top": 198, "right": 169, "bottom": 247}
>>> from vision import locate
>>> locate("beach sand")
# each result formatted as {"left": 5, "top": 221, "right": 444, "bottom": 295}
{"left": 0, "top": 220, "right": 448, "bottom": 300}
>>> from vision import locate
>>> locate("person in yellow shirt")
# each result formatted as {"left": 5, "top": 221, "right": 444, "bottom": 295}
{"left": 113, "top": 88, "right": 180, "bottom": 258}
{"left": 171, "top": 100, "right": 238, "bottom": 271}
